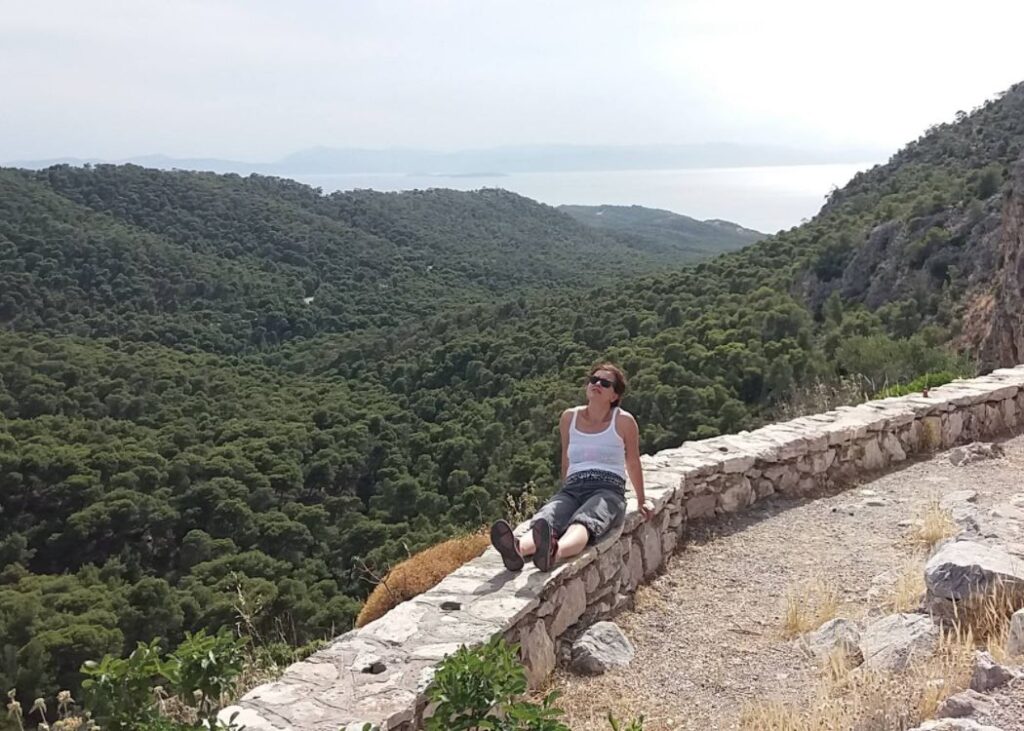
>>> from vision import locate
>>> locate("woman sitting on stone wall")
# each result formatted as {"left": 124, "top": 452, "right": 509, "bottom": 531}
{"left": 489, "top": 362, "right": 653, "bottom": 572}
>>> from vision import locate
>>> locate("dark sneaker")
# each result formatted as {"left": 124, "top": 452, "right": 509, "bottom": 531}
{"left": 490, "top": 519, "right": 524, "bottom": 572}
{"left": 531, "top": 519, "right": 559, "bottom": 572}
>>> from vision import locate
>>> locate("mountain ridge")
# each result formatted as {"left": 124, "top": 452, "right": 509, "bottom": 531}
{"left": 7, "top": 141, "right": 885, "bottom": 176}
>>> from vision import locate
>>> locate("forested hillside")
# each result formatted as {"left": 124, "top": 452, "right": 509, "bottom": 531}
{"left": 2, "top": 82, "right": 1024, "bottom": 703}
{"left": 1, "top": 166, "right": 694, "bottom": 353}
{"left": 559, "top": 203, "right": 763, "bottom": 257}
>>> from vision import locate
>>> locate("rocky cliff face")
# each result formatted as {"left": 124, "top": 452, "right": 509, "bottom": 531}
{"left": 966, "top": 158, "right": 1024, "bottom": 368}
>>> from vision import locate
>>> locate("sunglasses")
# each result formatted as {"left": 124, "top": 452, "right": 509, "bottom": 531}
{"left": 588, "top": 375, "right": 615, "bottom": 389}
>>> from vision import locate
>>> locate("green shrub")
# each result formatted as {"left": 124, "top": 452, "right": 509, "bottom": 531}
{"left": 427, "top": 636, "right": 568, "bottom": 731}
{"left": 425, "top": 636, "right": 643, "bottom": 731}
{"left": 78, "top": 631, "right": 246, "bottom": 731}
{"left": 875, "top": 370, "right": 960, "bottom": 398}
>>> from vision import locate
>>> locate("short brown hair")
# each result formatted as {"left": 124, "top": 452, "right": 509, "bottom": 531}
{"left": 590, "top": 362, "right": 628, "bottom": 407}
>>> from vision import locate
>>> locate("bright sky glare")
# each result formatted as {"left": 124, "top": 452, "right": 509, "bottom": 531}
{"left": 2, "top": 0, "right": 1023, "bottom": 161}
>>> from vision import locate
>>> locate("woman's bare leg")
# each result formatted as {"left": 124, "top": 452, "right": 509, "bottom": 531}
{"left": 518, "top": 533, "right": 536, "bottom": 556}
{"left": 555, "top": 524, "right": 589, "bottom": 561}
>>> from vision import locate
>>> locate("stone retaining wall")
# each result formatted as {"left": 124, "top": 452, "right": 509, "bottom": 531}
{"left": 222, "top": 367, "right": 1024, "bottom": 731}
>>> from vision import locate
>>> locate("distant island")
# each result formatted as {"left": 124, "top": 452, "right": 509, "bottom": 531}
{"left": 417, "top": 171, "right": 510, "bottom": 178}
{"left": 8, "top": 141, "right": 886, "bottom": 177}
{"left": 559, "top": 203, "right": 764, "bottom": 256}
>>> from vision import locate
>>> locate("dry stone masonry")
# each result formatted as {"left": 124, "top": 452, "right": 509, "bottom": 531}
{"left": 221, "top": 367, "right": 1024, "bottom": 730}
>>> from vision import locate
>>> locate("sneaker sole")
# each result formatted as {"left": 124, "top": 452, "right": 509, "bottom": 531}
{"left": 490, "top": 520, "right": 524, "bottom": 572}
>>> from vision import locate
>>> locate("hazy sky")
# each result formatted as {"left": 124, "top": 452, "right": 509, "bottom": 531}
{"left": 3, "top": 0, "right": 1024, "bottom": 162}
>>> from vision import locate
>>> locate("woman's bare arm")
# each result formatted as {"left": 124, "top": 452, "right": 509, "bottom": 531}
{"left": 559, "top": 408, "right": 573, "bottom": 481}
{"left": 619, "top": 411, "right": 651, "bottom": 517}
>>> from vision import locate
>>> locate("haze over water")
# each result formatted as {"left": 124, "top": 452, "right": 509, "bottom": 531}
{"left": 289, "top": 162, "right": 875, "bottom": 234}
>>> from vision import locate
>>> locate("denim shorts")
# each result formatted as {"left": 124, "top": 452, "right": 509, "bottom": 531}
{"left": 531, "top": 469, "right": 627, "bottom": 543}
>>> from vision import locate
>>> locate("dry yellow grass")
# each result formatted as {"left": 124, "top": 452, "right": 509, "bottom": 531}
{"left": 355, "top": 530, "right": 490, "bottom": 627}
{"left": 910, "top": 499, "right": 957, "bottom": 551}
{"left": 781, "top": 578, "right": 840, "bottom": 639}
{"left": 883, "top": 554, "right": 927, "bottom": 613}
{"left": 740, "top": 626, "right": 976, "bottom": 731}
{"left": 950, "top": 580, "right": 1024, "bottom": 660}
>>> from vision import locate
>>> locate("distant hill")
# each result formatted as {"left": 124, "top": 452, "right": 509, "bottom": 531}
{"left": 0, "top": 165, "right": 709, "bottom": 352}
{"left": 558, "top": 203, "right": 763, "bottom": 256}
{"left": 8, "top": 142, "right": 886, "bottom": 176}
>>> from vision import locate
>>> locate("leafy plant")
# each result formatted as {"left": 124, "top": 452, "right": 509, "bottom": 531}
{"left": 161, "top": 630, "right": 247, "bottom": 730}
{"left": 608, "top": 715, "right": 646, "bottom": 731}
{"left": 427, "top": 636, "right": 568, "bottom": 731}
{"left": 78, "top": 633, "right": 246, "bottom": 731}
{"left": 81, "top": 639, "right": 165, "bottom": 731}
{"left": 426, "top": 636, "right": 642, "bottom": 730}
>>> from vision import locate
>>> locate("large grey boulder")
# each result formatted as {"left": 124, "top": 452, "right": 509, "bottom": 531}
{"left": 800, "top": 618, "right": 863, "bottom": 666}
{"left": 949, "top": 442, "right": 1005, "bottom": 467}
{"left": 1007, "top": 607, "right": 1024, "bottom": 657}
{"left": 860, "top": 613, "right": 939, "bottom": 672}
{"left": 969, "top": 650, "right": 1019, "bottom": 692}
{"left": 570, "top": 621, "right": 635, "bottom": 675}
{"left": 935, "top": 688, "right": 993, "bottom": 718}
{"left": 924, "top": 541, "right": 1024, "bottom": 603}
{"left": 909, "top": 720, "right": 1005, "bottom": 731}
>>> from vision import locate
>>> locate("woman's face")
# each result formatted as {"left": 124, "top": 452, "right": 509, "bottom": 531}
{"left": 586, "top": 369, "right": 619, "bottom": 406}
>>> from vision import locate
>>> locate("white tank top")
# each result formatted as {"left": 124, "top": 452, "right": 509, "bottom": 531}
{"left": 566, "top": 407, "right": 626, "bottom": 479}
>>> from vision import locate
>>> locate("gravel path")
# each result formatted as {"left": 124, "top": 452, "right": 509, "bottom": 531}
{"left": 554, "top": 434, "right": 1024, "bottom": 731}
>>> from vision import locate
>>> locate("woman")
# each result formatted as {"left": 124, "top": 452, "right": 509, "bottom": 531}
{"left": 489, "top": 362, "right": 653, "bottom": 572}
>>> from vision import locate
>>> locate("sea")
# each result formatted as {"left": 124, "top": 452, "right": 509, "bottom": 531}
{"left": 287, "top": 162, "right": 880, "bottom": 235}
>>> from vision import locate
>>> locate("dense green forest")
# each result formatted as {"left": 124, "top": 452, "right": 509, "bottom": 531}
{"left": 1, "top": 167, "right": 698, "bottom": 353}
{"left": 2, "top": 81, "right": 1023, "bottom": 703}
{"left": 559, "top": 203, "right": 763, "bottom": 257}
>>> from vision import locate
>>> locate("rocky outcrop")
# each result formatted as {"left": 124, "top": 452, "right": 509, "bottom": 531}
{"left": 909, "top": 720, "right": 1005, "bottom": 731}
{"left": 949, "top": 442, "right": 1006, "bottom": 466}
{"left": 924, "top": 541, "right": 1024, "bottom": 608}
{"left": 969, "top": 158, "right": 1024, "bottom": 368}
{"left": 936, "top": 689, "right": 994, "bottom": 719}
{"left": 1008, "top": 608, "right": 1024, "bottom": 657}
{"left": 860, "top": 613, "right": 939, "bottom": 672}
{"left": 969, "top": 651, "right": 1020, "bottom": 692}
{"left": 800, "top": 618, "right": 862, "bottom": 665}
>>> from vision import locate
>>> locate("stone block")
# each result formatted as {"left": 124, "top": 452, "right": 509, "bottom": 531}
{"left": 668, "top": 507, "right": 684, "bottom": 529}
{"left": 775, "top": 467, "right": 802, "bottom": 496}
{"left": 519, "top": 620, "right": 556, "bottom": 688}
{"left": 623, "top": 540, "right": 644, "bottom": 592}
{"left": 641, "top": 521, "right": 663, "bottom": 577}
{"left": 583, "top": 564, "right": 602, "bottom": 596}
{"left": 859, "top": 436, "right": 887, "bottom": 471}
{"left": 597, "top": 541, "right": 625, "bottom": 583}
{"left": 720, "top": 477, "right": 753, "bottom": 512}
{"left": 685, "top": 493, "right": 717, "bottom": 520}
{"left": 1002, "top": 397, "right": 1018, "bottom": 429}
{"left": 548, "top": 578, "right": 586, "bottom": 637}
{"left": 753, "top": 477, "right": 775, "bottom": 499}
{"left": 880, "top": 431, "right": 907, "bottom": 463}
{"left": 661, "top": 530, "right": 677, "bottom": 558}
{"left": 922, "top": 416, "right": 942, "bottom": 451}
{"left": 900, "top": 420, "right": 924, "bottom": 453}
{"left": 797, "top": 476, "right": 818, "bottom": 494}
{"left": 720, "top": 453, "right": 756, "bottom": 473}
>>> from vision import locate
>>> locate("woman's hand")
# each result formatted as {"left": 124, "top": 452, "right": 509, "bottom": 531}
{"left": 639, "top": 498, "right": 655, "bottom": 520}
